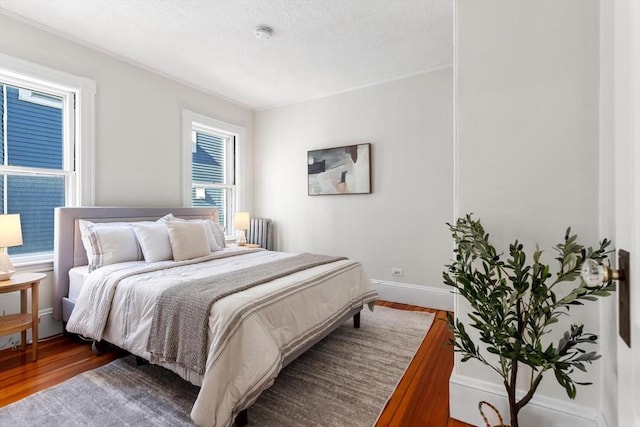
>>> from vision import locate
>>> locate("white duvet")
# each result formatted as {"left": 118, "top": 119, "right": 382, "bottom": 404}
{"left": 66, "top": 248, "right": 377, "bottom": 427}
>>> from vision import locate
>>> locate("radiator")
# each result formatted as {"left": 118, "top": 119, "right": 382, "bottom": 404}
{"left": 247, "top": 217, "right": 274, "bottom": 250}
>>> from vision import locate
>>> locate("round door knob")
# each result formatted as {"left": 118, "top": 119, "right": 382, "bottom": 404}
{"left": 581, "top": 259, "right": 624, "bottom": 285}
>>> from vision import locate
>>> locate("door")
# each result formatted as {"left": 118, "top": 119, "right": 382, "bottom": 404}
{"left": 612, "top": 1, "right": 640, "bottom": 426}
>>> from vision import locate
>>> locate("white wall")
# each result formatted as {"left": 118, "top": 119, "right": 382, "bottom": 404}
{"left": 254, "top": 70, "right": 453, "bottom": 297}
{"left": 0, "top": 12, "right": 254, "bottom": 345}
{"left": 454, "top": 1, "right": 603, "bottom": 426}
{"left": 0, "top": 13, "right": 254, "bottom": 209}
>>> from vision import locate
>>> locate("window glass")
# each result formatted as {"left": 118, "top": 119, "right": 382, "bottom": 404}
{"left": 191, "top": 187, "right": 232, "bottom": 229}
{"left": 193, "top": 132, "right": 226, "bottom": 184}
{"left": 191, "top": 129, "right": 234, "bottom": 232}
{"left": 6, "top": 175, "right": 65, "bottom": 255}
{"left": 5, "top": 86, "right": 63, "bottom": 169}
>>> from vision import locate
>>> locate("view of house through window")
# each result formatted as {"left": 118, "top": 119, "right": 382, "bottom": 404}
{"left": 191, "top": 124, "right": 235, "bottom": 234}
{"left": 0, "top": 82, "right": 72, "bottom": 257}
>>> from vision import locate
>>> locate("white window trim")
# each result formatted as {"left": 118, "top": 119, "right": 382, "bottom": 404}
{"left": 0, "top": 53, "right": 96, "bottom": 269}
{"left": 182, "top": 110, "right": 246, "bottom": 228}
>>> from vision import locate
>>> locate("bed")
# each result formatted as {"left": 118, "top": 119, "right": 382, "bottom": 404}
{"left": 52, "top": 207, "right": 378, "bottom": 427}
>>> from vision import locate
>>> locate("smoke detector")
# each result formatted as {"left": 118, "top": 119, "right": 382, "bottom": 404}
{"left": 255, "top": 26, "right": 272, "bottom": 40}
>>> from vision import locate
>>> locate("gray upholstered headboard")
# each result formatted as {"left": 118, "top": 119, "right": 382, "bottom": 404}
{"left": 53, "top": 206, "right": 219, "bottom": 321}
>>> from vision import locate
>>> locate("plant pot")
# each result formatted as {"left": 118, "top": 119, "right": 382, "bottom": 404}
{"left": 479, "top": 401, "right": 510, "bottom": 427}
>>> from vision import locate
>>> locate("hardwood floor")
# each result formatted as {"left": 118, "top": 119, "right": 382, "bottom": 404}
{"left": 374, "top": 301, "right": 472, "bottom": 427}
{"left": 0, "top": 334, "right": 127, "bottom": 407}
{"left": 0, "top": 302, "right": 473, "bottom": 426}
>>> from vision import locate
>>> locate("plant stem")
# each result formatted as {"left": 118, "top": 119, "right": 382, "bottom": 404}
{"left": 505, "top": 299, "right": 521, "bottom": 427}
{"left": 507, "top": 367, "right": 519, "bottom": 427}
{"left": 517, "top": 375, "right": 543, "bottom": 411}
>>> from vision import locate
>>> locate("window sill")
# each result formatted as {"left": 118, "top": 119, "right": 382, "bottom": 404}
{"left": 13, "top": 255, "right": 54, "bottom": 273}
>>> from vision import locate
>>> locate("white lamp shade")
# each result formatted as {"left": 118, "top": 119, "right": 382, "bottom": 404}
{"left": 0, "top": 214, "right": 22, "bottom": 280}
{"left": 234, "top": 212, "right": 250, "bottom": 230}
{"left": 0, "top": 214, "right": 23, "bottom": 248}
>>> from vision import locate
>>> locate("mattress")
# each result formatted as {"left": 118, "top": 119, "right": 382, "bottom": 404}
{"left": 68, "top": 265, "right": 90, "bottom": 302}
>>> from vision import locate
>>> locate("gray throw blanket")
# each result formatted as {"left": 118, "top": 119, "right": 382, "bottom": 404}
{"left": 146, "top": 253, "right": 346, "bottom": 374}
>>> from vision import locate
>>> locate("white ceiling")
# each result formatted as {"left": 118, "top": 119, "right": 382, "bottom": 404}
{"left": 0, "top": 0, "right": 453, "bottom": 110}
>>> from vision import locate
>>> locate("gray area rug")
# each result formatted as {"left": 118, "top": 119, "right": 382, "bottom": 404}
{"left": 0, "top": 306, "right": 434, "bottom": 427}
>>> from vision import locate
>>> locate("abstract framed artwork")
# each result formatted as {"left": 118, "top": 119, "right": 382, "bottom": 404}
{"left": 307, "top": 143, "right": 371, "bottom": 195}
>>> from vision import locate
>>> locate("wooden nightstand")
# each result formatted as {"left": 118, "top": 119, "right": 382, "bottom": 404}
{"left": 0, "top": 272, "right": 46, "bottom": 361}
{"left": 230, "top": 243, "right": 261, "bottom": 249}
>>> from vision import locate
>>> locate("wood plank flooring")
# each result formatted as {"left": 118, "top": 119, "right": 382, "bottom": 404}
{"left": 0, "top": 302, "right": 473, "bottom": 427}
{"left": 374, "top": 301, "right": 472, "bottom": 427}
{"left": 0, "top": 335, "right": 127, "bottom": 407}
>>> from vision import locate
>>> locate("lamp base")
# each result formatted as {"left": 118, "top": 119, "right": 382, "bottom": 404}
{"left": 0, "top": 270, "right": 15, "bottom": 281}
{"left": 0, "top": 251, "right": 15, "bottom": 281}
{"left": 237, "top": 230, "right": 247, "bottom": 246}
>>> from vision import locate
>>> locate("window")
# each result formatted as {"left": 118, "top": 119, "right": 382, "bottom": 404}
{"left": 0, "top": 53, "right": 95, "bottom": 263}
{"left": 191, "top": 128, "right": 235, "bottom": 228}
{"left": 183, "top": 110, "right": 245, "bottom": 236}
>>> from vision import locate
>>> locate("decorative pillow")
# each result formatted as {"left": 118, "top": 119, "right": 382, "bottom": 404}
{"left": 160, "top": 214, "right": 223, "bottom": 251}
{"left": 78, "top": 220, "right": 143, "bottom": 271}
{"left": 132, "top": 222, "right": 173, "bottom": 262}
{"left": 210, "top": 222, "right": 227, "bottom": 248}
{"left": 165, "top": 221, "right": 211, "bottom": 261}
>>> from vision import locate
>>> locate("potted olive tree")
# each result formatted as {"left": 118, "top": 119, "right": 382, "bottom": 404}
{"left": 443, "top": 214, "right": 615, "bottom": 427}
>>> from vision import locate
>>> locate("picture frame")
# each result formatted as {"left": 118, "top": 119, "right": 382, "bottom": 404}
{"left": 307, "top": 143, "right": 371, "bottom": 195}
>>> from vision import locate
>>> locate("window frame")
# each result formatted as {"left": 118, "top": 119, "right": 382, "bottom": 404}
{"left": 182, "top": 110, "right": 246, "bottom": 239}
{"left": 0, "top": 53, "right": 95, "bottom": 268}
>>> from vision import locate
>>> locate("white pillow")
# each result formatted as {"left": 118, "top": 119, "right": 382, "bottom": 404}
{"left": 210, "top": 221, "right": 227, "bottom": 248}
{"left": 165, "top": 221, "right": 211, "bottom": 261}
{"left": 79, "top": 220, "right": 143, "bottom": 271}
{"left": 132, "top": 222, "right": 173, "bottom": 262}
{"left": 160, "top": 214, "right": 223, "bottom": 251}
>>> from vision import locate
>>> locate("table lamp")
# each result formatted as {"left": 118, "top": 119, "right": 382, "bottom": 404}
{"left": 0, "top": 214, "right": 23, "bottom": 281}
{"left": 234, "top": 212, "right": 250, "bottom": 246}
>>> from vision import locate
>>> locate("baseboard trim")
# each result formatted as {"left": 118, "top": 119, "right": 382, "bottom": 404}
{"left": 450, "top": 373, "right": 605, "bottom": 427}
{"left": 371, "top": 279, "right": 453, "bottom": 311}
{"left": 0, "top": 307, "right": 63, "bottom": 350}
{"left": 37, "top": 307, "right": 63, "bottom": 340}
{"left": 596, "top": 411, "right": 611, "bottom": 427}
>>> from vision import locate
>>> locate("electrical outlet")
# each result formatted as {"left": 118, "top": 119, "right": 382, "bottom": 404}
{"left": 391, "top": 267, "right": 403, "bottom": 277}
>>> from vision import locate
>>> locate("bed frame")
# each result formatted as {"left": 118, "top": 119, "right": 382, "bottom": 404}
{"left": 53, "top": 206, "right": 362, "bottom": 427}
